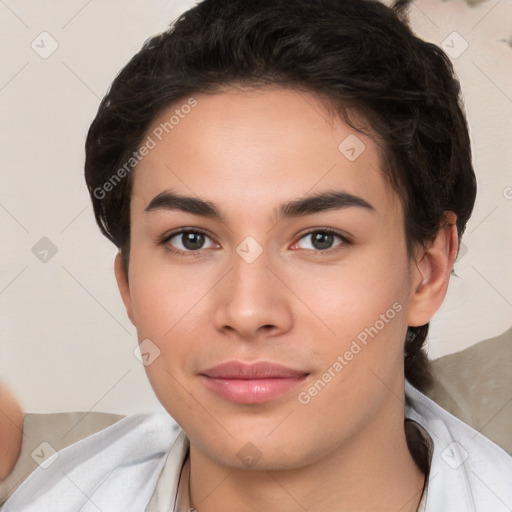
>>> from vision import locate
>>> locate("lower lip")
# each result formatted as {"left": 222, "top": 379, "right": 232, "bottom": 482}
{"left": 200, "top": 375, "right": 308, "bottom": 404}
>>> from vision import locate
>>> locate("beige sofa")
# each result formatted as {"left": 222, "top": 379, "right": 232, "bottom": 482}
{"left": 427, "top": 327, "right": 512, "bottom": 454}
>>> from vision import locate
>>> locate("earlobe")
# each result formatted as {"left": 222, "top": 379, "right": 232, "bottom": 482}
{"left": 114, "top": 252, "right": 135, "bottom": 326}
{"left": 407, "top": 212, "right": 459, "bottom": 327}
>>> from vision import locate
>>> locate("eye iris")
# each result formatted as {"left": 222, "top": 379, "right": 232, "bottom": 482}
{"left": 183, "top": 232, "right": 205, "bottom": 250}
{"left": 312, "top": 232, "right": 334, "bottom": 250}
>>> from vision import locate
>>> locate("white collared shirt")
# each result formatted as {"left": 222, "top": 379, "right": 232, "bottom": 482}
{"left": 3, "top": 381, "right": 511, "bottom": 511}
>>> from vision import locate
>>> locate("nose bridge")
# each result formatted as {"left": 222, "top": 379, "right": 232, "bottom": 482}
{"left": 232, "top": 237, "right": 270, "bottom": 297}
{"left": 212, "top": 236, "right": 292, "bottom": 338}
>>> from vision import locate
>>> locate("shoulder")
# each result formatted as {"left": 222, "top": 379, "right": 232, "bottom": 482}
{"left": 405, "top": 381, "right": 512, "bottom": 511}
{"left": 2, "top": 410, "right": 180, "bottom": 511}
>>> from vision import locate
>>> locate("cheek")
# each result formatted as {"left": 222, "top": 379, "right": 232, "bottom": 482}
{"left": 127, "top": 254, "right": 214, "bottom": 398}
{"left": 127, "top": 259, "right": 202, "bottom": 418}
{"left": 292, "top": 248, "right": 411, "bottom": 403}
{"left": 292, "top": 269, "right": 409, "bottom": 437}
{"left": 291, "top": 247, "right": 409, "bottom": 338}
{"left": 128, "top": 253, "right": 207, "bottom": 340}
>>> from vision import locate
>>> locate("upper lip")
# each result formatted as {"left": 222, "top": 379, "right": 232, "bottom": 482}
{"left": 200, "top": 361, "right": 309, "bottom": 379}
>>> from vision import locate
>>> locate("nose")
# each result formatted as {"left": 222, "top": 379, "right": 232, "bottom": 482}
{"left": 212, "top": 244, "right": 293, "bottom": 342}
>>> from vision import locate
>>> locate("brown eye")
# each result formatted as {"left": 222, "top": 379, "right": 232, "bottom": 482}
{"left": 294, "top": 229, "right": 350, "bottom": 253}
{"left": 163, "top": 229, "right": 217, "bottom": 255}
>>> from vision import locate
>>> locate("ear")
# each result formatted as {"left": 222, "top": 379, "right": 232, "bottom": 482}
{"left": 407, "top": 212, "right": 459, "bottom": 327}
{"left": 114, "top": 251, "right": 135, "bottom": 326}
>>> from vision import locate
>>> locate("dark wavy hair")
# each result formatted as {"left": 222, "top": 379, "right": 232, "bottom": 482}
{"left": 84, "top": 0, "right": 477, "bottom": 392}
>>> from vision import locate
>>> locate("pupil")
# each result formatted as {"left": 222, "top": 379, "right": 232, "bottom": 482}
{"left": 183, "top": 232, "right": 204, "bottom": 250}
{"left": 313, "top": 232, "right": 333, "bottom": 250}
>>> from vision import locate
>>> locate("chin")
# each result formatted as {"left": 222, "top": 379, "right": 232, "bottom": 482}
{"left": 188, "top": 420, "right": 323, "bottom": 472}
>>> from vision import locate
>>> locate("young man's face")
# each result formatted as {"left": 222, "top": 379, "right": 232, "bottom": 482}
{"left": 116, "top": 87, "right": 437, "bottom": 470}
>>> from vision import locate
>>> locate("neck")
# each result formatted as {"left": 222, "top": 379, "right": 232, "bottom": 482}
{"left": 187, "top": 390, "right": 426, "bottom": 512}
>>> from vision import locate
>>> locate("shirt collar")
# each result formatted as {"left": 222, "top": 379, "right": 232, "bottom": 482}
{"left": 146, "top": 430, "right": 189, "bottom": 512}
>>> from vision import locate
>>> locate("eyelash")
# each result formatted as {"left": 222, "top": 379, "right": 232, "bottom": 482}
{"left": 159, "top": 227, "right": 352, "bottom": 258}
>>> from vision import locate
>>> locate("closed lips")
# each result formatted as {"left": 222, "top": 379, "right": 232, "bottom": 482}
{"left": 200, "top": 361, "right": 309, "bottom": 379}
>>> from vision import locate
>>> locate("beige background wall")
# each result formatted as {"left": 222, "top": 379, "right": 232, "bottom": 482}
{"left": 1, "top": 0, "right": 511, "bottom": 414}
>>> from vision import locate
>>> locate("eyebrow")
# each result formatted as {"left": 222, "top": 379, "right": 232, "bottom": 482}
{"left": 144, "top": 189, "right": 375, "bottom": 222}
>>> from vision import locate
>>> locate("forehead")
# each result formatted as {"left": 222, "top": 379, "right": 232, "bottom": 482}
{"left": 131, "top": 87, "right": 399, "bottom": 221}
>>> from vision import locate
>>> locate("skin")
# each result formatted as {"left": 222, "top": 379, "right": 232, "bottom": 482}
{"left": 0, "top": 386, "right": 23, "bottom": 481}
{"left": 115, "top": 86, "right": 458, "bottom": 511}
